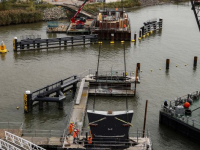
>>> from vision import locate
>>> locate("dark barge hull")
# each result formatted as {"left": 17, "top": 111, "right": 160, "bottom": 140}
{"left": 159, "top": 111, "right": 200, "bottom": 143}
{"left": 93, "top": 30, "right": 131, "bottom": 41}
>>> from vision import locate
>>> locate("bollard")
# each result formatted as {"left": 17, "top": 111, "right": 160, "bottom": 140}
{"left": 166, "top": 59, "right": 170, "bottom": 69}
{"left": 194, "top": 56, "right": 198, "bottom": 67}
{"left": 24, "top": 90, "right": 32, "bottom": 113}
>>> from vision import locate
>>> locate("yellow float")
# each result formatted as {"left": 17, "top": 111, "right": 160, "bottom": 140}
{"left": 0, "top": 41, "right": 7, "bottom": 53}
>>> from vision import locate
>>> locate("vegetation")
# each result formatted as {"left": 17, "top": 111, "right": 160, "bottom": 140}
{"left": 0, "top": 0, "right": 54, "bottom": 26}
{"left": 0, "top": 10, "right": 43, "bottom": 25}
{"left": 83, "top": 0, "right": 141, "bottom": 14}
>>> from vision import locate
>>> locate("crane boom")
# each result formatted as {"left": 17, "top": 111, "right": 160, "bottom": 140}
{"left": 71, "top": 0, "right": 88, "bottom": 23}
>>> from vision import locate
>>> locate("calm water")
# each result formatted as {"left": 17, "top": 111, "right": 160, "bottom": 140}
{"left": 1, "top": 2, "right": 200, "bottom": 149}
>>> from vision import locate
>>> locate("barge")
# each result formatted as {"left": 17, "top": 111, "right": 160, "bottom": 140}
{"left": 159, "top": 91, "right": 200, "bottom": 143}
{"left": 91, "top": 8, "right": 131, "bottom": 41}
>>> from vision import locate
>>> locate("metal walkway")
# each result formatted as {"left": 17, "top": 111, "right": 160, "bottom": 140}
{"left": 5, "top": 131, "right": 46, "bottom": 150}
{"left": 190, "top": 0, "right": 200, "bottom": 31}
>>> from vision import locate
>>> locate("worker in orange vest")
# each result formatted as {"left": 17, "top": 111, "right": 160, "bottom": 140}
{"left": 87, "top": 132, "right": 93, "bottom": 144}
{"left": 73, "top": 129, "right": 78, "bottom": 144}
{"left": 68, "top": 122, "right": 74, "bottom": 135}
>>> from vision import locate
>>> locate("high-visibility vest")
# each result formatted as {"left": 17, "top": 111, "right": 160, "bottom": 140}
{"left": 87, "top": 137, "right": 92, "bottom": 144}
{"left": 69, "top": 124, "right": 74, "bottom": 130}
{"left": 73, "top": 131, "right": 77, "bottom": 138}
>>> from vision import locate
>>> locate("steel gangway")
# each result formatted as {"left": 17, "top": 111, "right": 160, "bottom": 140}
{"left": 0, "top": 139, "right": 21, "bottom": 150}
{"left": 5, "top": 131, "right": 46, "bottom": 150}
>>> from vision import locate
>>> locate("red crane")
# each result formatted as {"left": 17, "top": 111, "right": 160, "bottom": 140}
{"left": 71, "top": 0, "right": 88, "bottom": 25}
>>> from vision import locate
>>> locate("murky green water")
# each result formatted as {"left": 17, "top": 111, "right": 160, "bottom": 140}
{"left": 0, "top": 2, "right": 200, "bottom": 149}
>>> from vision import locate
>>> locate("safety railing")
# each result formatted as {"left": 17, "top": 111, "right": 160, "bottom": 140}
{"left": 31, "top": 75, "right": 78, "bottom": 99}
{"left": 0, "top": 139, "right": 21, "bottom": 150}
{"left": 5, "top": 131, "right": 46, "bottom": 150}
{"left": 22, "top": 129, "right": 63, "bottom": 137}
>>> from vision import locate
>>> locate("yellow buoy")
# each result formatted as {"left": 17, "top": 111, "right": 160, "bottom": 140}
{"left": 16, "top": 106, "right": 19, "bottom": 109}
{"left": 121, "top": 41, "right": 124, "bottom": 43}
{"left": 0, "top": 41, "right": 7, "bottom": 53}
{"left": 150, "top": 31, "right": 153, "bottom": 34}
{"left": 176, "top": 65, "right": 178, "bottom": 67}
{"left": 110, "top": 41, "right": 114, "bottom": 44}
{"left": 185, "top": 64, "right": 187, "bottom": 66}
{"left": 159, "top": 68, "right": 161, "bottom": 70}
{"left": 146, "top": 33, "right": 149, "bottom": 36}
{"left": 131, "top": 39, "right": 135, "bottom": 42}
{"left": 138, "top": 37, "right": 141, "bottom": 40}
{"left": 141, "top": 70, "right": 143, "bottom": 72}
{"left": 142, "top": 35, "right": 146, "bottom": 38}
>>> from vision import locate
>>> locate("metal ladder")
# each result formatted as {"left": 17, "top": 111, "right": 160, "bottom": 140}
{"left": 0, "top": 139, "right": 21, "bottom": 150}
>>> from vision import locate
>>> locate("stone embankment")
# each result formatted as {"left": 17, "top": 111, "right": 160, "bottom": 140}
{"left": 43, "top": 7, "right": 67, "bottom": 21}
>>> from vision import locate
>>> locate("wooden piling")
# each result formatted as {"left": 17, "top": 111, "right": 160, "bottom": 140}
{"left": 166, "top": 59, "right": 170, "bottom": 69}
{"left": 111, "top": 33, "right": 114, "bottom": 41}
{"left": 194, "top": 56, "right": 198, "bottom": 67}
{"left": 143, "top": 100, "right": 148, "bottom": 138}
{"left": 134, "top": 33, "right": 137, "bottom": 42}
{"left": 139, "top": 30, "right": 142, "bottom": 38}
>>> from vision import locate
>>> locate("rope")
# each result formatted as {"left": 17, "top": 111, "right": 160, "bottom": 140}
{"left": 115, "top": 117, "right": 133, "bottom": 126}
{"left": 88, "top": 117, "right": 106, "bottom": 125}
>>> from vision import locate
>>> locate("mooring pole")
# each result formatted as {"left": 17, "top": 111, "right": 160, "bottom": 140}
{"left": 194, "top": 56, "right": 198, "bottom": 67}
{"left": 143, "top": 100, "right": 148, "bottom": 138}
{"left": 13, "top": 37, "right": 18, "bottom": 51}
{"left": 134, "top": 33, "right": 137, "bottom": 42}
{"left": 166, "top": 59, "right": 170, "bottom": 70}
{"left": 24, "top": 91, "right": 32, "bottom": 113}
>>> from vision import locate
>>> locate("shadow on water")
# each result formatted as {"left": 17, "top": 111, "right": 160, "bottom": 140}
{"left": 0, "top": 53, "right": 6, "bottom": 61}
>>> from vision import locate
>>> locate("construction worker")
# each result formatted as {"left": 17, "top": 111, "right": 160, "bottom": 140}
{"left": 73, "top": 129, "right": 78, "bottom": 144}
{"left": 87, "top": 132, "right": 93, "bottom": 144}
{"left": 68, "top": 122, "right": 74, "bottom": 135}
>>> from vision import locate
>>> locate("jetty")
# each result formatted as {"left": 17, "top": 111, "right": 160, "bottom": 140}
{"left": 0, "top": 66, "right": 153, "bottom": 150}
{"left": 159, "top": 91, "right": 200, "bottom": 143}
{"left": 13, "top": 34, "right": 98, "bottom": 51}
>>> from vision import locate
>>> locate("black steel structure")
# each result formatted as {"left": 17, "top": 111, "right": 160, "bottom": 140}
{"left": 190, "top": 0, "right": 200, "bottom": 31}
{"left": 24, "top": 75, "right": 79, "bottom": 113}
{"left": 13, "top": 34, "right": 98, "bottom": 51}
